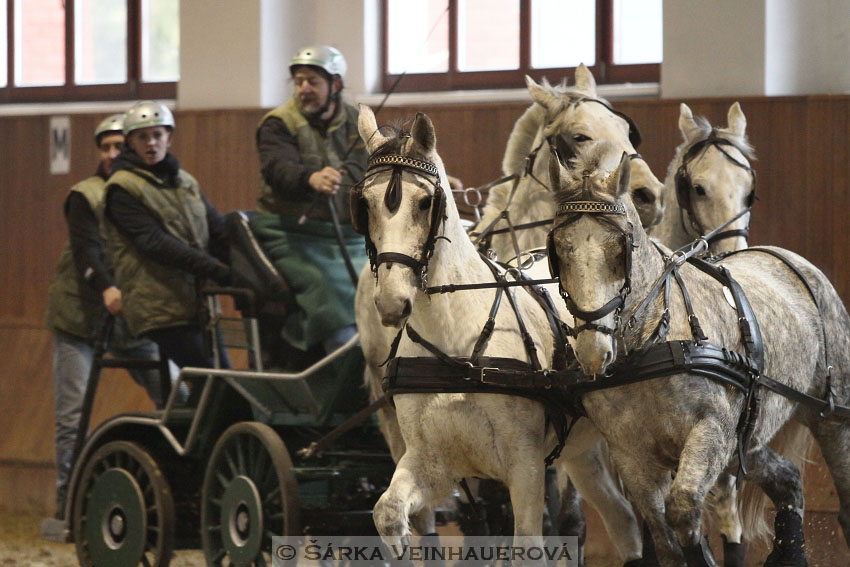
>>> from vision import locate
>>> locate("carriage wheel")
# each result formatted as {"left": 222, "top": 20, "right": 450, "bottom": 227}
{"left": 72, "top": 440, "right": 175, "bottom": 567}
{"left": 201, "top": 422, "right": 300, "bottom": 567}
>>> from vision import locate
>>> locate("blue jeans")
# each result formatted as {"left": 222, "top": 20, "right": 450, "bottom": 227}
{"left": 53, "top": 327, "right": 165, "bottom": 515}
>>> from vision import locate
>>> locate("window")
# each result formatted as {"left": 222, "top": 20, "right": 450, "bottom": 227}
{"left": 1, "top": 0, "right": 179, "bottom": 103}
{"left": 383, "top": 0, "right": 661, "bottom": 92}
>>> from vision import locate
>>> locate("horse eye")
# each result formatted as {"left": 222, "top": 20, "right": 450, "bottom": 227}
{"left": 694, "top": 184, "right": 707, "bottom": 197}
{"left": 745, "top": 189, "right": 756, "bottom": 207}
{"left": 419, "top": 195, "right": 432, "bottom": 210}
{"left": 632, "top": 187, "right": 653, "bottom": 205}
{"left": 572, "top": 134, "right": 591, "bottom": 143}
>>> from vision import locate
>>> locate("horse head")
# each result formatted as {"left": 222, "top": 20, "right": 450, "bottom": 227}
{"left": 548, "top": 142, "right": 642, "bottom": 377}
{"left": 674, "top": 102, "right": 756, "bottom": 254}
{"left": 353, "top": 106, "right": 463, "bottom": 328}
{"left": 526, "top": 65, "right": 664, "bottom": 228}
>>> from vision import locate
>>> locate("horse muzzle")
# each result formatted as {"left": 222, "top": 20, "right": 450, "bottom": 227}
{"left": 574, "top": 331, "right": 616, "bottom": 377}
{"left": 374, "top": 265, "right": 417, "bottom": 328}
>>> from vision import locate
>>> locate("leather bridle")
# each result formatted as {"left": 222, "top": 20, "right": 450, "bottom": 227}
{"left": 549, "top": 96, "right": 642, "bottom": 165}
{"left": 547, "top": 194, "right": 635, "bottom": 346}
{"left": 674, "top": 130, "right": 757, "bottom": 246}
{"left": 350, "top": 153, "right": 447, "bottom": 289}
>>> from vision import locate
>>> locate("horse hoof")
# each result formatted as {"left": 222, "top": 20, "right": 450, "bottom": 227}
{"left": 682, "top": 536, "right": 717, "bottom": 567}
{"left": 721, "top": 536, "right": 745, "bottom": 567}
{"left": 763, "top": 507, "right": 807, "bottom": 567}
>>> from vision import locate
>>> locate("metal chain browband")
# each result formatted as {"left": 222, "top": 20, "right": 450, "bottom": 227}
{"left": 367, "top": 154, "right": 439, "bottom": 177}
{"left": 557, "top": 201, "right": 626, "bottom": 216}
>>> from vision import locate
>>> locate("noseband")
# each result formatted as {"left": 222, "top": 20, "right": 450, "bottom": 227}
{"left": 350, "top": 153, "right": 447, "bottom": 288}
{"left": 547, "top": 194, "right": 635, "bottom": 342}
{"left": 674, "top": 131, "right": 757, "bottom": 246}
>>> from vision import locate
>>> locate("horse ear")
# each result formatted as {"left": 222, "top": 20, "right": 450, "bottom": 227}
{"left": 727, "top": 102, "right": 747, "bottom": 137}
{"left": 678, "top": 103, "right": 701, "bottom": 143}
{"left": 526, "top": 75, "right": 560, "bottom": 113}
{"left": 358, "top": 103, "right": 387, "bottom": 154}
{"left": 574, "top": 63, "right": 597, "bottom": 96}
{"left": 607, "top": 152, "right": 631, "bottom": 198}
{"left": 410, "top": 112, "right": 436, "bottom": 154}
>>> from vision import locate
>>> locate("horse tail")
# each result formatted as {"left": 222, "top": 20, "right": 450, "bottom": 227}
{"left": 502, "top": 103, "right": 546, "bottom": 176}
{"left": 740, "top": 420, "right": 814, "bottom": 544}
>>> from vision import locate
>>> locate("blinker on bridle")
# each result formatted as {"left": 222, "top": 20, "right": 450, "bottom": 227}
{"left": 547, "top": 193, "right": 635, "bottom": 343}
{"left": 674, "top": 130, "right": 757, "bottom": 246}
{"left": 351, "top": 153, "right": 447, "bottom": 289}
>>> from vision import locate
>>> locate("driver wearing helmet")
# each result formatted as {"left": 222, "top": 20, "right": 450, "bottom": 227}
{"left": 104, "top": 101, "right": 233, "bottom": 371}
{"left": 252, "top": 45, "right": 370, "bottom": 356}
{"left": 257, "top": 45, "right": 367, "bottom": 216}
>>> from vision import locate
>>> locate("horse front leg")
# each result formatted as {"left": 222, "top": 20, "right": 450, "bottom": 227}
{"left": 507, "top": 463, "right": 547, "bottom": 567}
{"left": 558, "top": 441, "right": 643, "bottom": 566}
{"left": 374, "top": 452, "right": 433, "bottom": 565}
{"left": 610, "top": 454, "right": 681, "bottom": 567}
{"left": 706, "top": 473, "right": 746, "bottom": 567}
{"left": 741, "top": 445, "right": 807, "bottom": 567}
{"left": 665, "top": 417, "right": 733, "bottom": 567}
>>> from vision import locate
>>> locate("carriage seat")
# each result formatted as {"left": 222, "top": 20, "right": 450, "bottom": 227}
{"left": 226, "top": 211, "right": 294, "bottom": 316}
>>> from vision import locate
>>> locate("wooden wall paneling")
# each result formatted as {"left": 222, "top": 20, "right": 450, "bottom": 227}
{"left": 831, "top": 99, "right": 850, "bottom": 302}
{"left": 805, "top": 99, "right": 835, "bottom": 283}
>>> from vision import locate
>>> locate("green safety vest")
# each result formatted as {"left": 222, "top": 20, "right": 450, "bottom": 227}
{"left": 104, "top": 167, "right": 210, "bottom": 337}
{"left": 46, "top": 177, "right": 110, "bottom": 340}
{"left": 257, "top": 99, "right": 368, "bottom": 222}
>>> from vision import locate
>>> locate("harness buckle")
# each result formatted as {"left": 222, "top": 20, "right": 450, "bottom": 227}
{"left": 475, "top": 367, "right": 500, "bottom": 384}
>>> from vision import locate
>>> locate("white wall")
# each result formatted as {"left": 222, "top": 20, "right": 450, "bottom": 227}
{"left": 179, "top": 0, "right": 262, "bottom": 108}
{"left": 765, "top": 0, "right": 850, "bottom": 96}
{"left": 663, "top": 0, "right": 850, "bottom": 99}
{"left": 661, "top": 0, "right": 766, "bottom": 98}
{"left": 179, "top": 0, "right": 378, "bottom": 109}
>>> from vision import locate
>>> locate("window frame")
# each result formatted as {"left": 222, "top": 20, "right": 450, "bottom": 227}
{"left": 0, "top": 0, "right": 176, "bottom": 104}
{"left": 382, "top": 0, "right": 659, "bottom": 92}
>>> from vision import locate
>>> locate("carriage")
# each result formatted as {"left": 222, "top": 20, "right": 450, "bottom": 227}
{"left": 47, "top": 211, "right": 411, "bottom": 567}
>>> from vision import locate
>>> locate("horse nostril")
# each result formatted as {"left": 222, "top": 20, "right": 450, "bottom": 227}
{"left": 401, "top": 299, "right": 412, "bottom": 319}
{"left": 603, "top": 349, "right": 613, "bottom": 367}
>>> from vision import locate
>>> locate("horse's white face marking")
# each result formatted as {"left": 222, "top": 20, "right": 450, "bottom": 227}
{"left": 554, "top": 217, "right": 624, "bottom": 375}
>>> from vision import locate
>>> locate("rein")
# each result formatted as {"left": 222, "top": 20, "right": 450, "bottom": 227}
{"left": 380, "top": 252, "right": 574, "bottom": 466}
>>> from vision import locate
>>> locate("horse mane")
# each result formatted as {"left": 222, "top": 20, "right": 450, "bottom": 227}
{"left": 369, "top": 120, "right": 430, "bottom": 161}
{"left": 502, "top": 104, "right": 546, "bottom": 175}
{"left": 554, "top": 141, "right": 622, "bottom": 206}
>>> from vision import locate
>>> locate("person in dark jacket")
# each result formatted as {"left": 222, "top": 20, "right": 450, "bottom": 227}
{"left": 104, "top": 100, "right": 232, "bottom": 370}
{"left": 46, "top": 113, "right": 166, "bottom": 518}
{"left": 253, "top": 45, "right": 369, "bottom": 356}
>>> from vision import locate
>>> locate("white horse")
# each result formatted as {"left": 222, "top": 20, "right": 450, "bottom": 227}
{"left": 473, "top": 65, "right": 665, "bottom": 265}
{"left": 651, "top": 102, "right": 756, "bottom": 255}
{"left": 548, "top": 146, "right": 850, "bottom": 567}
{"left": 646, "top": 103, "right": 814, "bottom": 565}
{"left": 354, "top": 84, "right": 652, "bottom": 562}
{"left": 354, "top": 107, "right": 643, "bottom": 565}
